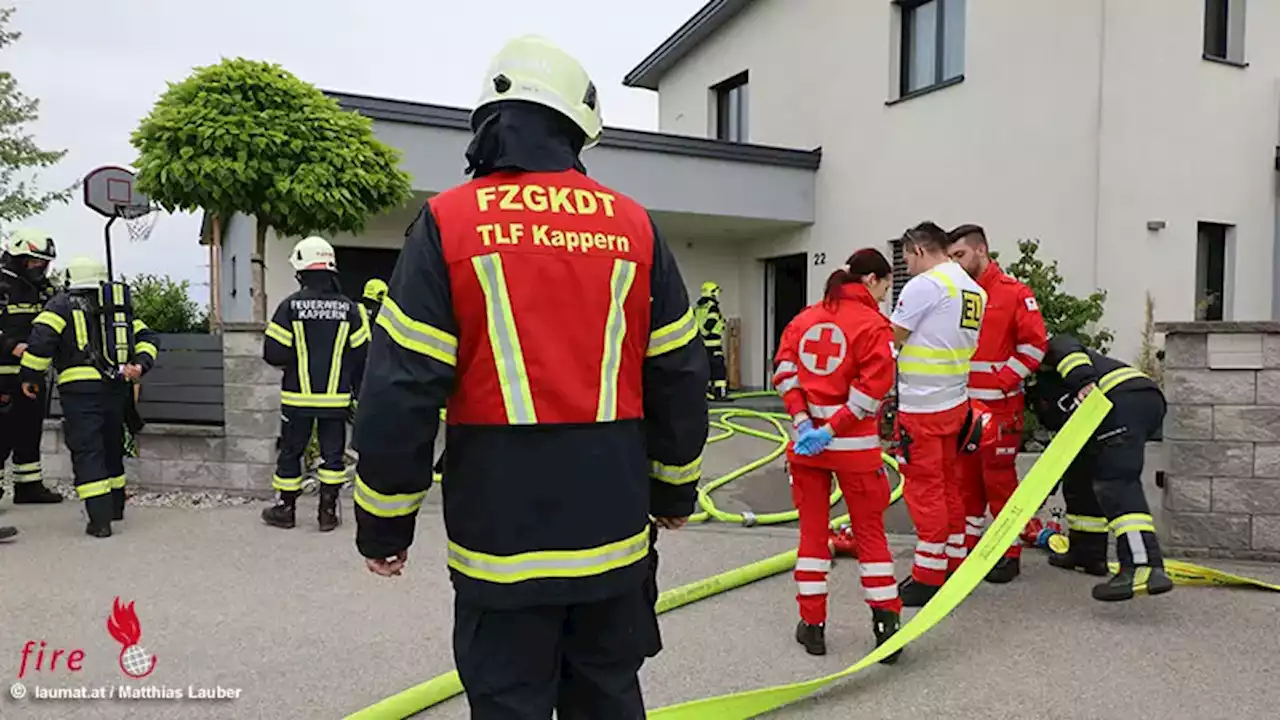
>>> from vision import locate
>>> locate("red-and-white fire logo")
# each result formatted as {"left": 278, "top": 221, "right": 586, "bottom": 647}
{"left": 107, "top": 597, "right": 157, "bottom": 679}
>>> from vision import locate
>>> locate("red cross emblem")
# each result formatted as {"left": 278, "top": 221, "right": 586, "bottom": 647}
{"left": 799, "top": 323, "right": 846, "bottom": 375}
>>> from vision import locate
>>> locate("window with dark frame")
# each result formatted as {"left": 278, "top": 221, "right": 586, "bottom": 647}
{"left": 1196, "top": 222, "right": 1229, "bottom": 322}
{"left": 899, "top": 0, "right": 966, "bottom": 97}
{"left": 890, "top": 239, "right": 909, "bottom": 304}
{"left": 713, "top": 72, "right": 749, "bottom": 142}
{"left": 1203, "top": 0, "right": 1246, "bottom": 64}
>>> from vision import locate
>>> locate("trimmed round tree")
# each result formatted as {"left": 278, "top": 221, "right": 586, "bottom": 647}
{"left": 130, "top": 57, "right": 413, "bottom": 321}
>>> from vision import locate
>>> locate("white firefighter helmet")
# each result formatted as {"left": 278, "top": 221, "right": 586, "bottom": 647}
{"left": 4, "top": 227, "right": 57, "bottom": 262}
{"left": 472, "top": 35, "right": 603, "bottom": 149}
{"left": 289, "top": 236, "right": 337, "bottom": 272}
{"left": 63, "top": 256, "right": 108, "bottom": 290}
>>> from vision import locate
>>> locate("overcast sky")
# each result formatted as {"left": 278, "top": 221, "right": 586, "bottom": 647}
{"left": 5, "top": 0, "right": 702, "bottom": 298}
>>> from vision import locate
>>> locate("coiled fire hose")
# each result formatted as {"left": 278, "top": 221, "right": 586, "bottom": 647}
{"left": 350, "top": 391, "right": 1277, "bottom": 719}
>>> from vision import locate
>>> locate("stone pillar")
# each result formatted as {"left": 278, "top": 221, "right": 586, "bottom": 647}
{"left": 220, "top": 322, "right": 281, "bottom": 497}
{"left": 1157, "top": 321, "right": 1280, "bottom": 560}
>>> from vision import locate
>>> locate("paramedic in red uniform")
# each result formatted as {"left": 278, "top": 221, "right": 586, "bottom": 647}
{"left": 350, "top": 36, "right": 708, "bottom": 720}
{"left": 947, "top": 224, "right": 1047, "bottom": 583}
{"left": 773, "top": 248, "right": 903, "bottom": 661}
{"left": 889, "top": 222, "right": 986, "bottom": 607}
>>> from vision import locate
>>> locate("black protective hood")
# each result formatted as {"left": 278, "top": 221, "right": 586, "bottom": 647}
{"left": 465, "top": 101, "right": 587, "bottom": 178}
{"left": 297, "top": 269, "right": 341, "bottom": 294}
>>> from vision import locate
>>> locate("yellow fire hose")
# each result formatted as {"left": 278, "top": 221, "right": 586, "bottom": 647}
{"left": 354, "top": 391, "right": 1277, "bottom": 719}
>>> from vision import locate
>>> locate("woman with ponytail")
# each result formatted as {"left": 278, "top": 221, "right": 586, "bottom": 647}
{"left": 770, "top": 248, "right": 902, "bottom": 660}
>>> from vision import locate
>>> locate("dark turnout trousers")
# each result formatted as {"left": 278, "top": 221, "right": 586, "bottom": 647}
{"left": 61, "top": 385, "right": 128, "bottom": 524}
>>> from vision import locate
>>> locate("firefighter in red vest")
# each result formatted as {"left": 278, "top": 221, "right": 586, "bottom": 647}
{"left": 947, "top": 224, "right": 1047, "bottom": 583}
{"left": 773, "top": 248, "right": 903, "bottom": 661}
{"left": 351, "top": 36, "right": 708, "bottom": 719}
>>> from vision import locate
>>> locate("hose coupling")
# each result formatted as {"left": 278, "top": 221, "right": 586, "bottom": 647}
{"left": 741, "top": 511, "right": 758, "bottom": 527}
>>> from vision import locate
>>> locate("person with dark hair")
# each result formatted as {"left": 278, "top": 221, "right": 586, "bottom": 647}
{"left": 947, "top": 224, "right": 1047, "bottom": 584}
{"left": 888, "top": 222, "right": 987, "bottom": 607}
{"left": 772, "top": 248, "right": 902, "bottom": 660}
{"left": 1027, "top": 334, "right": 1173, "bottom": 601}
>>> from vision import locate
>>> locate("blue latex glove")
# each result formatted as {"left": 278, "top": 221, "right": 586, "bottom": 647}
{"left": 795, "top": 419, "right": 814, "bottom": 437}
{"left": 794, "top": 425, "right": 834, "bottom": 456}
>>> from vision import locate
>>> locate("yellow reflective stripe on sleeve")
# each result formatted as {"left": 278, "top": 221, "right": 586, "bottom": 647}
{"left": 135, "top": 341, "right": 157, "bottom": 359}
{"left": 650, "top": 457, "right": 703, "bottom": 486}
{"left": 72, "top": 310, "right": 88, "bottom": 350}
{"left": 19, "top": 352, "right": 51, "bottom": 372}
{"left": 265, "top": 322, "right": 293, "bottom": 346}
{"left": 280, "top": 391, "right": 350, "bottom": 409}
{"left": 353, "top": 474, "right": 426, "bottom": 518}
{"left": 447, "top": 525, "right": 651, "bottom": 584}
{"left": 1056, "top": 351, "right": 1092, "bottom": 377}
{"left": 132, "top": 319, "right": 149, "bottom": 334}
{"left": 473, "top": 253, "right": 537, "bottom": 425}
{"left": 76, "top": 479, "right": 112, "bottom": 499}
{"left": 596, "top": 259, "right": 638, "bottom": 422}
{"left": 349, "top": 322, "right": 370, "bottom": 347}
{"left": 1099, "top": 367, "right": 1149, "bottom": 394}
{"left": 292, "top": 321, "right": 312, "bottom": 395}
{"left": 647, "top": 308, "right": 697, "bottom": 358}
{"left": 34, "top": 310, "right": 66, "bottom": 334}
{"left": 58, "top": 367, "right": 103, "bottom": 384}
{"left": 327, "top": 321, "right": 349, "bottom": 395}
{"left": 0, "top": 366, "right": 18, "bottom": 375}
{"left": 376, "top": 297, "right": 458, "bottom": 366}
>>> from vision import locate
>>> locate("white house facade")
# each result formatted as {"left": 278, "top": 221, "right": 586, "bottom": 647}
{"left": 625, "top": 0, "right": 1280, "bottom": 383}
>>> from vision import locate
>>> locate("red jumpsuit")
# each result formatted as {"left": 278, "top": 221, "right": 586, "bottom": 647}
{"left": 772, "top": 284, "right": 901, "bottom": 624}
{"left": 958, "top": 262, "right": 1046, "bottom": 560}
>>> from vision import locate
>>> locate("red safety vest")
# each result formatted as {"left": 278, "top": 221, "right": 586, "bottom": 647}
{"left": 429, "top": 170, "right": 656, "bottom": 426}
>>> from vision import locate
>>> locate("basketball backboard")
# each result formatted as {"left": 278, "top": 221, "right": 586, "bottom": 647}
{"left": 84, "top": 166, "right": 153, "bottom": 220}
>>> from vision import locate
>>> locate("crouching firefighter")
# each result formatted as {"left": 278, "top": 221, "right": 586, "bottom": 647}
{"left": 19, "top": 256, "right": 160, "bottom": 537}
{"left": 262, "top": 236, "right": 368, "bottom": 532}
{"left": 695, "top": 281, "right": 728, "bottom": 400}
{"left": 0, "top": 228, "right": 63, "bottom": 505}
{"left": 1027, "top": 334, "right": 1173, "bottom": 601}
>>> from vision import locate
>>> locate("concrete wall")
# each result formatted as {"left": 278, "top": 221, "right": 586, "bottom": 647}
{"left": 1159, "top": 321, "right": 1280, "bottom": 560}
{"left": 651, "top": 0, "right": 1280, "bottom": 362}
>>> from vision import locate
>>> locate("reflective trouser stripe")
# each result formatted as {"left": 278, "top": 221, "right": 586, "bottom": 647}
{"left": 1067, "top": 514, "right": 1109, "bottom": 533}
{"left": 293, "top": 322, "right": 312, "bottom": 395}
{"left": 13, "top": 462, "right": 41, "bottom": 483}
{"left": 473, "top": 253, "right": 537, "bottom": 425}
{"left": 326, "top": 321, "right": 350, "bottom": 395}
{"left": 77, "top": 479, "right": 112, "bottom": 500}
{"left": 914, "top": 554, "right": 948, "bottom": 570}
{"left": 317, "top": 468, "right": 347, "bottom": 485}
{"left": 796, "top": 581, "right": 827, "bottom": 596}
{"left": 966, "top": 515, "right": 986, "bottom": 536}
{"left": 865, "top": 584, "right": 899, "bottom": 601}
{"left": 860, "top": 562, "right": 895, "bottom": 577}
{"left": 596, "top": 259, "right": 638, "bottom": 422}
{"left": 448, "top": 526, "right": 651, "bottom": 584}
{"left": 353, "top": 474, "right": 425, "bottom": 518}
{"left": 1112, "top": 513, "right": 1157, "bottom": 567}
{"left": 796, "top": 557, "right": 831, "bottom": 573}
{"left": 273, "top": 475, "right": 303, "bottom": 492}
{"left": 108, "top": 475, "right": 126, "bottom": 489}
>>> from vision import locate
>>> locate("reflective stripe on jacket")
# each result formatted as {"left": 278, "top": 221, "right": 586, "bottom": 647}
{"left": 263, "top": 290, "right": 369, "bottom": 413}
{"left": 772, "top": 284, "right": 894, "bottom": 472}
{"left": 896, "top": 263, "right": 985, "bottom": 414}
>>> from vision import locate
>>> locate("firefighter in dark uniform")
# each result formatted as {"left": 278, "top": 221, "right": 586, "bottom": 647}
{"left": 262, "top": 236, "right": 369, "bottom": 533}
{"left": 0, "top": 228, "right": 63, "bottom": 505}
{"left": 359, "top": 278, "right": 387, "bottom": 330}
{"left": 19, "top": 256, "right": 160, "bottom": 537}
{"left": 352, "top": 36, "right": 709, "bottom": 720}
{"left": 1027, "top": 334, "right": 1174, "bottom": 601}
{"left": 695, "top": 281, "right": 728, "bottom": 400}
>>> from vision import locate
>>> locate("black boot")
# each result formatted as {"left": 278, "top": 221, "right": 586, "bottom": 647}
{"left": 1092, "top": 566, "right": 1175, "bottom": 602}
{"left": 1047, "top": 531, "right": 1109, "bottom": 577}
{"left": 0, "top": 525, "right": 17, "bottom": 542}
{"left": 261, "top": 491, "right": 298, "bottom": 529}
{"left": 795, "top": 621, "right": 826, "bottom": 656}
{"left": 111, "top": 488, "right": 126, "bottom": 521}
{"left": 898, "top": 577, "right": 941, "bottom": 608}
{"left": 871, "top": 609, "right": 902, "bottom": 665}
{"left": 318, "top": 488, "right": 341, "bottom": 532}
{"left": 84, "top": 496, "right": 112, "bottom": 538}
{"left": 12, "top": 482, "right": 64, "bottom": 504}
{"left": 985, "top": 557, "right": 1021, "bottom": 584}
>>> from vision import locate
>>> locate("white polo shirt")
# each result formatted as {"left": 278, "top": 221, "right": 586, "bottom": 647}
{"left": 890, "top": 261, "right": 986, "bottom": 413}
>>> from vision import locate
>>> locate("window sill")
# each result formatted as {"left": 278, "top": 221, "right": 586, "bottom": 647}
{"left": 886, "top": 75, "right": 965, "bottom": 106}
{"left": 1202, "top": 53, "right": 1248, "bottom": 69}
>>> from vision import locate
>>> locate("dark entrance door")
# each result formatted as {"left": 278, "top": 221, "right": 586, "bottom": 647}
{"left": 763, "top": 252, "right": 808, "bottom": 385}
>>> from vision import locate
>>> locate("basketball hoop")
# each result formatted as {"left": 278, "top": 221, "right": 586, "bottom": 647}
{"left": 83, "top": 165, "right": 158, "bottom": 279}
{"left": 118, "top": 203, "right": 159, "bottom": 243}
